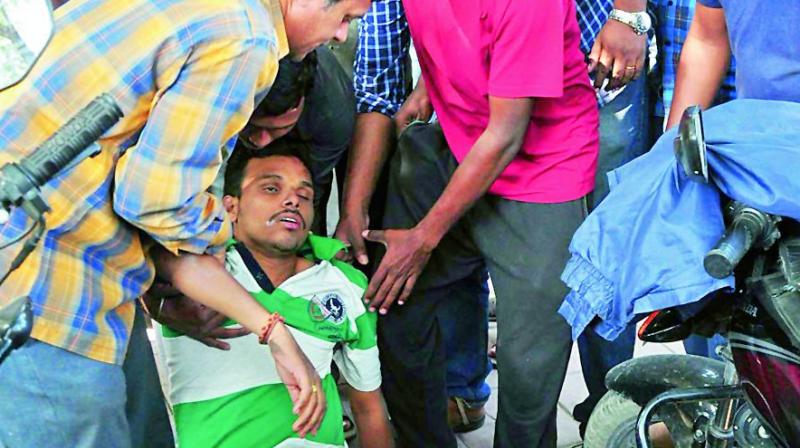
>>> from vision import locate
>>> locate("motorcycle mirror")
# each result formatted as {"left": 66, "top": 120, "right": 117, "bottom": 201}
{"left": 0, "top": 0, "right": 54, "bottom": 91}
{"left": 674, "top": 105, "right": 709, "bottom": 184}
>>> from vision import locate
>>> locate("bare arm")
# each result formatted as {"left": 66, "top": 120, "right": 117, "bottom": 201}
{"left": 335, "top": 112, "right": 395, "bottom": 264}
{"left": 364, "top": 96, "right": 534, "bottom": 311}
{"left": 346, "top": 386, "right": 394, "bottom": 448}
{"left": 416, "top": 97, "right": 533, "bottom": 244}
{"left": 665, "top": 4, "right": 730, "bottom": 129}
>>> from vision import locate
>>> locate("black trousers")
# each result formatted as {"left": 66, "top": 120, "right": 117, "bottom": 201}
{"left": 378, "top": 122, "right": 586, "bottom": 447}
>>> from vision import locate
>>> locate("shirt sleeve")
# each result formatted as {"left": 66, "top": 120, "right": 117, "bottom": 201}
{"left": 353, "top": 0, "right": 411, "bottom": 116}
{"left": 333, "top": 275, "right": 381, "bottom": 392}
{"left": 113, "top": 37, "right": 271, "bottom": 255}
{"left": 488, "top": 0, "right": 566, "bottom": 98}
{"left": 696, "top": 0, "right": 722, "bottom": 8}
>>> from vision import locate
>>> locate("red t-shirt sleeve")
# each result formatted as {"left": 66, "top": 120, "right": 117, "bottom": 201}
{"left": 488, "top": 0, "right": 565, "bottom": 98}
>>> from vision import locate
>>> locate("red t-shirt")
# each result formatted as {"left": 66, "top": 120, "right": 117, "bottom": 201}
{"left": 402, "top": 0, "right": 599, "bottom": 203}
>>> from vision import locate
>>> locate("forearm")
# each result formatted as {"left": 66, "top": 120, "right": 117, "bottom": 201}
{"left": 340, "top": 113, "right": 394, "bottom": 217}
{"left": 152, "top": 248, "right": 271, "bottom": 335}
{"left": 417, "top": 125, "right": 525, "bottom": 245}
{"left": 347, "top": 387, "right": 393, "bottom": 448}
{"left": 666, "top": 6, "right": 731, "bottom": 128}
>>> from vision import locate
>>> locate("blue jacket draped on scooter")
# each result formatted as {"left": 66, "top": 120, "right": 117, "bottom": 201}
{"left": 559, "top": 99, "right": 800, "bottom": 341}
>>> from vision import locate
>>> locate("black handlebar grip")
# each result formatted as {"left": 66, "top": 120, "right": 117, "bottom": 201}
{"left": 20, "top": 94, "right": 122, "bottom": 187}
{"left": 704, "top": 218, "right": 760, "bottom": 279}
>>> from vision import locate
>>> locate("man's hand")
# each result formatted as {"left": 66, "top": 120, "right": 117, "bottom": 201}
{"left": 334, "top": 210, "right": 370, "bottom": 265}
{"left": 143, "top": 282, "right": 249, "bottom": 350}
{"left": 268, "top": 323, "right": 327, "bottom": 438}
{"left": 362, "top": 227, "right": 436, "bottom": 314}
{"left": 394, "top": 78, "right": 433, "bottom": 135}
{"left": 588, "top": 19, "right": 647, "bottom": 91}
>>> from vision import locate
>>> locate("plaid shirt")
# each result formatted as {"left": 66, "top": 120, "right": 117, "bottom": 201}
{"left": 0, "top": 0, "right": 287, "bottom": 364}
{"left": 576, "top": 0, "right": 615, "bottom": 54}
{"left": 353, "top": 0, "right": 411, "bottom": 116}
{"left": 652, "top": 0, "right": 736, "bottom": 116}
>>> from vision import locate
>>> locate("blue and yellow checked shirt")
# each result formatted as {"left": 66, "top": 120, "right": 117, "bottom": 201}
{"left": 0, "top": 0, "right": 288, "bottom": 364}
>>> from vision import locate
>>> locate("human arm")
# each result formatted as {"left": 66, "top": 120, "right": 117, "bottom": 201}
{"left": 151, "top": 248, "right": 326, "bottom": 437}
{"left": 113, "top": 37, "right": 273, "bottom": 256}
{"left": 588, "top": 0, "right": 648, "bottom": 89}
{"left": 334, "top": 0, "right": 409, "bottom": 265}
{"left": 364, "top": 96, "right": 533, "bottom": 312}
{"left": 393, "top": 76, "right": 433, "bottom": 134}
{"left": 665, "top": 3, "right": 730, "bottom": 129}
{"left": 346, "top": 386, "right": 394, "bottom": 448}
{"left": 141, "top": 282, "right": 249, "bottom": 350}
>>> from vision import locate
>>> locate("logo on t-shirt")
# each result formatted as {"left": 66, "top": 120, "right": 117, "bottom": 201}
{"left": 309, "top": 293, "right": 346, "bottom": 325}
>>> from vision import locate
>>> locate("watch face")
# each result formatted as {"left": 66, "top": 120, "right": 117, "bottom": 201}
{"left": 638, "top": 13, "right": 652, "bottom": 31}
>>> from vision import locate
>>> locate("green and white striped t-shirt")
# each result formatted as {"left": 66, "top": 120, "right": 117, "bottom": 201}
{"left": 156, "top": 236, "right": 380, "bottom": 448}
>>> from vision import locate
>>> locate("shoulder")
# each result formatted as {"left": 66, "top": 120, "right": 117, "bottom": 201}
{"left": 158, "top": 0, "right": 278, "bottom": 45}
{"left": 330, "top": 260, "right": 368, "bottom": 292}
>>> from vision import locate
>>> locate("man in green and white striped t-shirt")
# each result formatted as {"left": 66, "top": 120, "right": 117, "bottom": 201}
{"left": 157, "top": 138, "right": 392, "bottom": 448}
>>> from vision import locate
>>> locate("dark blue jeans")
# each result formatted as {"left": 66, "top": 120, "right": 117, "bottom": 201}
{"left": 439, "top": 270, "right": 492, "bottom": 406}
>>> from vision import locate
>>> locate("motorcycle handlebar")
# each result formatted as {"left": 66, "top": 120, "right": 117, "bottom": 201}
{"left": 704, "top": 206, "right": 774, "bottom": 279}
{"left": 20, "top": 94, "right": 122, "bottom": 187}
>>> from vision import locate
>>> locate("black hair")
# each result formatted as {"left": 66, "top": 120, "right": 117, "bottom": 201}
{"left": 254, "top": 51, "right": 317, "bottom": 117}
{"left": 224, "top": 135, "right": 314, "bottom": 197}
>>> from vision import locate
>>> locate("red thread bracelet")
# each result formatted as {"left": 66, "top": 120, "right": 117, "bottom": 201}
{"left": 258, "top": 312, "right": 285, "bottom": 344}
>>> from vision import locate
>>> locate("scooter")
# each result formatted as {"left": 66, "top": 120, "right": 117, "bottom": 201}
{"left": 0, "top": 0, "right": 122, "bottom": 366}
{"left": 583, "top": 107, "right": 800, "bottom": 448}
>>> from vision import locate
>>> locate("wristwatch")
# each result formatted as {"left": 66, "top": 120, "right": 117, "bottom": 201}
{"left": 608, "top": 9, "right": 652, "bottom": 35}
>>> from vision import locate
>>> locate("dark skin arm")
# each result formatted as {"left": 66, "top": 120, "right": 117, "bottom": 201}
{"left": 665, "top": 4, "right": 730, "bottom": 129}
{"left": 334, "top": 112, "right": 395, "bottom": 265}
{"left": 346, "top": 386, "right": 394, "bottom": 448}
{"left": 335, "top": 79, "right": 433, "bottom": 265}
{"left": 363, "top": 96, "right": 534, "bottom": 313}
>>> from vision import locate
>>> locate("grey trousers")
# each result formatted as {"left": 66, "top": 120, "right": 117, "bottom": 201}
{"left": 377, "top": 122, "right": 587, "bottom": 447}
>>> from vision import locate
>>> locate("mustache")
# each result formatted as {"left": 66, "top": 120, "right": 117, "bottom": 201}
{"left": 268, "top": 209, "right": 307, "bottom": 229}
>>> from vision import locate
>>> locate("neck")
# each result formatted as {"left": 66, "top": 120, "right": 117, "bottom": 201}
{"left": 247, "top": 243, "right": 303, "bottom": 286}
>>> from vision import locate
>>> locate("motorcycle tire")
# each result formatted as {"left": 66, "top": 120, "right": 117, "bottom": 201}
{"left": 583, "top": 391, "right": 641, "bottom": 448}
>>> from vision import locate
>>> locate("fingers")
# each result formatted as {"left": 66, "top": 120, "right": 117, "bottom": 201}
{"left": 587, "top": 39, "right": 602, "bottom": 73}
{"left": 593, "top": 50, "right": 613, "bottom": 90}
{"left": 199, "top": 311, "right": 227, "bottom": 331}
{"left": 307, "top": 381, "right": 327, "bottom": 436}
{"left": 350, "top": 233, "right": 369, "bottom": 265}
{"left": 334, "top": 222, "right": 369, "bottom": 265}
{"left": 365, "top": 261, "right": 389, "bottom": 310}
{"left": 334, "top": 245, "right": 353, "bottom": 262}
{"left": 292, "top": 378, "right": 326, "bottom": 438}
{"left": 292, "top": 387, "right": 319, "bottom": 437}
{"left": 397, "top": 274, "right": 418, "bottom": 306}
{"left": 199, "top": 337, "right": 231, "bottom": 351}
{"left": 610, "top": 56, "right": 627, "bottom": 89}
{"left": 207, "top": 326, "right": 251, "bottom": 339}
{"left": 374, "top": 273, "right": 403, "bottom": 315}
{"left": 361, "top": 229, "right": 387, "bottom": 247}
{"left": 292, "top": 371, "right": 313, "bottom": 416}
